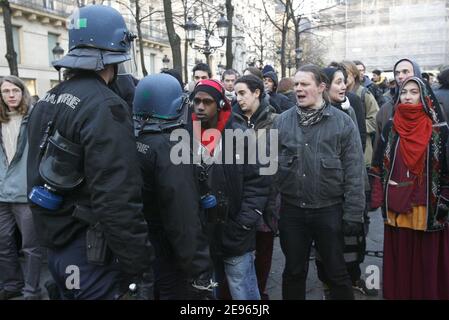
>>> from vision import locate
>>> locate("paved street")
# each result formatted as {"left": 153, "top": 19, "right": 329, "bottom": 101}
{"left": 18, "top": 209, "right": 384, "bottom": 300}
{"left": 266, "top": 208, "right": 384, "bottom": 300}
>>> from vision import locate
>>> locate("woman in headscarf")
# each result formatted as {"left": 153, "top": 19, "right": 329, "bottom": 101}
{"left": 370, "top": 76, "right": 449, "bottom": 299}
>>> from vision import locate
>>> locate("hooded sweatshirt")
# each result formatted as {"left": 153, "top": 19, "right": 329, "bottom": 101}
{"left": 375, "top": 58, "right": 423, "bottom": 149}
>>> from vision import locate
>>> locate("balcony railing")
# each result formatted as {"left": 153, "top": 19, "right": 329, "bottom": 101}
{"left": 10, "top": 0, "right": 74, "bottom": 17}
{"left": 10, "top": 0, "right": 169, "bottom": 45}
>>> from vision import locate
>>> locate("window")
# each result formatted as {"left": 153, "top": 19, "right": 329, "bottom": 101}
{"left": 22, "top": 78, "right": 37, "bottom": 96}
{"left": 12, "top": 26, "right": 21, "bottom": 64}
{"left": 150, "top": 53, "right": 156, "bottom": 74}
{"left": 43, "top": 0, "right": 55, "bottom": 10}
{"left": 48, "top": 33, "right": 59, "bottom": 66}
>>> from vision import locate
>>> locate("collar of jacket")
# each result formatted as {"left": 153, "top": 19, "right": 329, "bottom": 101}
{"left": 234, "top": 98, "right": 274, "bottom": 127}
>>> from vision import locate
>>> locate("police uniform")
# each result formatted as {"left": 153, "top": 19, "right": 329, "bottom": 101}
{"left": 134, "top": 74, "right": 214, "bottom": 299}
{"left": 26, "top": 5, "right": 153, "bottom": 300}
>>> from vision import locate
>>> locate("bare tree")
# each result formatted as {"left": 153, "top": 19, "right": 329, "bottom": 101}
{"left": 166, "top": 0, "right": 229, "bottom": 80}
{"left": 225, "top": 0, "right": 233, "bottom": 70}
{"left": 243, "top": 16, "right": 277, "bottom": 67}
{"left": 1, "top": 0, "right": 18, "bottom": 76}
{"left": 117, "top": 0, "right": 163, "bottom": 76}
{"left": 262, "top": 0, "right": 291, "bottom": 78}
{"left": 167, "top": 0, "right": 203, "bottom": 83}
{"left": 287, "top": 0, "right": 344, "bottom": 68}
{"left": 163, "top": 0, "right": 182, "bottom": 77}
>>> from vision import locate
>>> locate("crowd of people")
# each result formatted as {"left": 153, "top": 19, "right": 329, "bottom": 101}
{"left": 2, "top": 4, "right": 449, "bottom": 300}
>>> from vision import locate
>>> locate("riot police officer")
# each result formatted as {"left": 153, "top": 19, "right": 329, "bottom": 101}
{"left": 27, "top": 5, "right": 154, "bottom": 300}
{"left": 133, "top": 74, "right": 215, "bottom": 299}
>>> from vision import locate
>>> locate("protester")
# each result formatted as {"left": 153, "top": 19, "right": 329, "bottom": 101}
{"left": 190, "top": 79, "right": 269, "bottom": 300}
{"left": 274, "top": 64, "right": 365, "bottom": 300}
{"left": 0, "top": 75, "right": 42, "bottom": 300}
{"left": 370, "top": 76, "right": 449, "bottom": 299}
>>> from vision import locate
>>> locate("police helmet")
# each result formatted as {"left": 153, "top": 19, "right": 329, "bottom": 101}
{"left": 133, "top": 73, "right": 186, "bottom": 120}
{"left": 68, "top": 5, "right": 134, "bottom": 53}
{"left": 53, "top": 5, "right": 134, "bottom": 70}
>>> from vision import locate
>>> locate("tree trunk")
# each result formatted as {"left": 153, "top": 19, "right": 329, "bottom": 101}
{"left": 1, "top": 0, "right": 18, "bottom": 76}
{"left": 135, "top": 3, "right": 148, "bottom": 76}
{"left": 225, "top": 0, "right": 233, "bottom": 70}
{"left": 280, "top": 26, "right": 287, "bottom": 78}
{"left": 184, "top": 39, "right": 189, "bottom": 85}
{"left": 163, "top": 0, "right": 183, "bottom": 80}
{"left": 294, "top": 17, "right": 300, "bottom": 69}
{"left": 205, "top": 52, "right": 211, "bottom": 66}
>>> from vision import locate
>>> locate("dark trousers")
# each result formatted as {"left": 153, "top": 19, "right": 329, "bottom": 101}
{"left": 47, "top": 231, "right": 121, "bottom": 300}
{"left": 316, "top": 259, "right": 361, "bottom": 285}
{"left": 255, "top": 231, "right": 274, "bottom": 300}
{"left": 148, "top": 230, "right": 190, "bottom": 300}
{"left": 279, "top": 203, "right": 354, "bottom": 300}
{"left": 0, "top": 203, "right": 42, "bottom": 297}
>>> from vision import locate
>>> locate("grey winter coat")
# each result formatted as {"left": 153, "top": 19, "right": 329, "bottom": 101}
{"left": 272, "top": 103, "right": 365, "bottom": 223}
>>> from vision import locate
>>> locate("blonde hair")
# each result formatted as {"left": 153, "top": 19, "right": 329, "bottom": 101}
{"left": 0, "top": 75, "right": 31, "bottom": 123}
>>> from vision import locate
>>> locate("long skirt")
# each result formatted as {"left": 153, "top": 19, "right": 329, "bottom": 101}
{"left": 383, "top": 224, "right": 449, "bottom": 299}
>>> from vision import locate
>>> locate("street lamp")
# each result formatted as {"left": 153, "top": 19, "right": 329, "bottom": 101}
{"left": 184, "top": 16, "right": 198, "bottom": 43}
{"left": 295, "top": 48, "right": 303, "bottom": 69}
{"left": 216, "top": 13, "right": 229, "bottom": 41}
{"left": 162, "top": 54, "right": 170, "bottom": 71}
{"left": 184, "top": 13, "right": 229, "bottom": 65}
{"left": 52, "top": 42, "right": 64, "bottom": 82}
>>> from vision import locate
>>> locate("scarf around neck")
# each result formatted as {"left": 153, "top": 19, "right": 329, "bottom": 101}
{"left": 296, "top": 101, "right": 326, "bottom": 127}
{"left": 192, "top": 108, "right": 231, "bottom": 155}
{"left": 393, "top": 102, "right": 432, "bottom": 178}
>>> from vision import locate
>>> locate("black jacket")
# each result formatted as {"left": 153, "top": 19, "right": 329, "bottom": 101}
{"left": 136, "top": 124, "right": 212, "bottom": 279}
{"left": 346, "top": 92, "right": 367, "bottom": 152}
{"left": 233, "top": 100, "right": 279, "bottom": 232}
{"left": 188, "top": 112, "right": 270, "bottom": 257}
{"left": 268, "top": 92, "right": 294, "bottom": 113}
{"left": 109, "top": 73, "right": 139, "bottom": 113}
{"left": 27, "top": 72, "right": 153, "bottom": 275}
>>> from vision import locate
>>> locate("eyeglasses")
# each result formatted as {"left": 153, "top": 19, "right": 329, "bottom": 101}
{"left": 1, "top": 88, "right": 22, "bottom": 96}
{"left": 193, "top": 98, "right": 215, "bottom": 106}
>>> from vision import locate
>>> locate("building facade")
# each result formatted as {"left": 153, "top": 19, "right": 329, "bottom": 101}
{"left": 0, "top": 0, "right": 171, "bottom": 97}
{"left": 313, "top": 0, "right": 449, "bottom": 72}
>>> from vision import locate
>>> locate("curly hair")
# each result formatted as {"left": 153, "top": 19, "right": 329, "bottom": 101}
{"left": 0, "top": 75, "right": 31, "bottom": 123}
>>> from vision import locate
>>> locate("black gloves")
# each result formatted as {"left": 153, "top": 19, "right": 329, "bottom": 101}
{"left": 343, "top": 220, "right": 364, "bottom": 237}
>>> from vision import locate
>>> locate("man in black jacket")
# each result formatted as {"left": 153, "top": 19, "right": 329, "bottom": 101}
{"left": 27, "top": 5, "right": 153, "bottom": 299}
{"left": 233, "top": 75, "right": 278, "bottom": 300}
{"left": 190, "top": 79, "right": 270, "bottom": 299}
{"left": 133, "top": 73, "right": 214, "bottom": 300}
{"left": 263, "top": 71, "right": 295, "bottom": 113}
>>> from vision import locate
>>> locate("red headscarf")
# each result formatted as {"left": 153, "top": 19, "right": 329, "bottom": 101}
{"left": 393, "top": 102, "right": 432, "bottom": 179}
